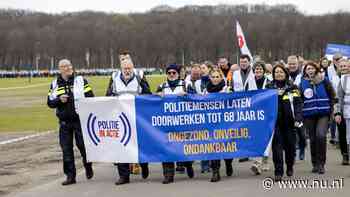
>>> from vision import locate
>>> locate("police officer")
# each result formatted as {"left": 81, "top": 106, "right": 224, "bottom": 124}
{"left": 267, "top": 64, "right": 303, "bottom": 181}
{"left": 156, "top": 64, "right": 194, "bottom": 184}
{"left": 105, "top": 51, "right": 151, "bottom": 185}
{"left": 47, "top": 59, "right": 94, "bottom": 186}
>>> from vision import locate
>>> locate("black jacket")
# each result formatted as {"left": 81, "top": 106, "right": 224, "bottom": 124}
{"left": 47, "top": 74, "right": 94, "bottom": 122}
{"left": 266, "top": 81, "right": 303, "bottom": 130}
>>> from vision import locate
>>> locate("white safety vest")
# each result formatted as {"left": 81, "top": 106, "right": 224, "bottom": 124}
{"left": 111, "top": 70, "right": 143, "bottom": 95}
{"left": 194, "top": 80, "right": 206, "bottom": 94}
{"left": 232, "top": 69, "right": 257, "bottom": 91}
{"left": 161, "top": 80, "right": 186, "bottom": 95}
{"left": 49, "top": 76, "right": 85, "bottom": 113}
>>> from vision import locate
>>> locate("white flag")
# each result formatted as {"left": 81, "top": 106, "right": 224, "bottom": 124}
{"left": 236, "top": 21, "right": 253, "bottom": 61}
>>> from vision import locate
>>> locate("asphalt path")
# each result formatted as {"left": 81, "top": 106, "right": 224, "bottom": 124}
{"left": 6, "top": 143, "right": 350, "bottom": 197}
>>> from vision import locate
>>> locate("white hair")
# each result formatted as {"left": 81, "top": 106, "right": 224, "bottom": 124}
{"left": 58, "top": 59, "right": 72, "bottom": 67}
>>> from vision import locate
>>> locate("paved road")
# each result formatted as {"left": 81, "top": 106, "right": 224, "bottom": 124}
{"left": 5, "top": 144, "right": 350, "bottom": 197}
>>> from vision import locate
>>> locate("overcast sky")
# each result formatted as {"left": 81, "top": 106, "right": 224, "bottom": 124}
{"left": 0, "top": 0, "right": 349, "bottom": 15}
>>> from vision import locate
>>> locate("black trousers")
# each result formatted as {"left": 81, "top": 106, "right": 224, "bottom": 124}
{"left": 210, "top": 159, "right": 233, "bottom": 172}
{"left": 59, "top": 121, "right": 92, "bottom": 179}
{"left": 272, "top": 126, "right": 296, "bottom": 176}
{"left": 337, "top": 116, "right": 348, "bottom": 156}
{"left": 296, "top": 127, "right": 306, "bottom": 150}
{"left": 304, "top": 116, "right": 329, "bottom": 167}
{"left": 162, "top": 161, "right": 192, "bottom": 177}
{"left": 117, "top": 163, "right": 148, "bottom": 179}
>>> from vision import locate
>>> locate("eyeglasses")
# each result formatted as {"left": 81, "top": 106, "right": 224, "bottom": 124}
{"left": 167, "top": 71, "right": 177, "bottom": 75}
{"left": 211, "top": 75, "right": 221, "bottom": 79}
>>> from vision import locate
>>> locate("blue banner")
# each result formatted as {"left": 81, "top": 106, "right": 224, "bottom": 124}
{"left": 325, "top": 43, "right": 350, "bottom": 57}
{"left": 135, "top": 89, "right": 278, "bottom": 163}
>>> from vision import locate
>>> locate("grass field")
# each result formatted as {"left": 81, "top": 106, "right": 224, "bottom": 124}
{"left": 0, "top": 75, "right": 165, "bottom": 132}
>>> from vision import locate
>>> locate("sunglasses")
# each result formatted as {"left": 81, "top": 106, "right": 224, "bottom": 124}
{"left": 167, "top": 71, "right": 177, "bottom": 75}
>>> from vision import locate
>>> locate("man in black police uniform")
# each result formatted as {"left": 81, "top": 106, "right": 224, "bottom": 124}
{"left": 47, "top": 59, "right": 94, "bottom": 186}
{"left": 105, "top": 51, "right": 151, "bottom": 185}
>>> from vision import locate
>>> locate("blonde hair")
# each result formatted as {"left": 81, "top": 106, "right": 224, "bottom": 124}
{"left": 209, "top": 68, "right": 224, "bottom": 78}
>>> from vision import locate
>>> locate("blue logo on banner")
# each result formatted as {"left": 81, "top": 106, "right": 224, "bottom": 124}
{"left": 86, "top": 112, "right": 132, "bottom": 146}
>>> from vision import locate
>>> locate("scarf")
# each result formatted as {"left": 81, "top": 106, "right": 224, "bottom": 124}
{"left": 206, "top": 80, "right": 225, "bottom": 93}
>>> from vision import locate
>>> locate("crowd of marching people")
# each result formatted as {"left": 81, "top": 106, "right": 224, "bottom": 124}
{"left": 0, "top": 68, "right": 113, "bottom": 78}
{"left": 47, "top": 50, "right": 350, "bottom": 186}
{"left": 0, "top": 68, "right": 161, "bottom": 78}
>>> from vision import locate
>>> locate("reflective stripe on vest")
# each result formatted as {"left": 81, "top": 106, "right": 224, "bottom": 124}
{"left": 48, "top": 76, "right": 85, "bottom": 100}
{"left": 48, "top": 76, "right": 86, "bottom": 113}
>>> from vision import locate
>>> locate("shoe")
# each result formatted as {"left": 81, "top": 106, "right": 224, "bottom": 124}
{"left": 274, "top": 175, "right": 282, "bottom": 182}
{"left": 186, "top": 166, "right": 194, "bottom": 178}
{"left": 210, "top": 171, "right": 221, "bottom": 182}
{"left": 299, "top": 149, "right": 305, "bottom": 160}
{"left": 141, "top": 166, "right": 149, "bottom": 179}
{"left": 239, "top": 158, "right": 249, "bottom": 162}
{"left": 115, "top": 178, "right": 130, "bottom": 185}
{"left": 318, "top": 166, "right": 325, "bottom": 174}
{"left": 311, "top": 166, "right": 319, "bottom": 173}
{"left": 226, "top": 163, "right": 233, "bottom": 176}
{"left": 176, "top": 166, "right": 185, "bottom": 174}
{"left": 131, "top": 164, "right": 140, "bottom": 174}
{"left": 329, "top": 139, "right": 335, "bottom": 145}
{"left": 250, "top": 163, "right": 261, "bottom": 175}
{"left": 286, "top": 168, "right": 293, "bottom": 177}
{"left": 342, "top": 155, "right": 349, "bottom": 165}
{"left": 162, "top": 176, "right": 174, "bottom": 184}
{"left": 85, "top": 165, "right": 94, "bottom": 180}
{"left": 61, "top": 177, "right": 76, "bottom": 186}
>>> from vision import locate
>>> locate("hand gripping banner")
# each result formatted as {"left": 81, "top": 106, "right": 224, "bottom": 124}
{"left": 76, "top": 89, "right": 278, "bottom": 163}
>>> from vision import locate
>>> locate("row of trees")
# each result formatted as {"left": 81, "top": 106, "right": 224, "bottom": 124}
{"left": 0, "top": 4, "right": 349, "bottom": 70}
